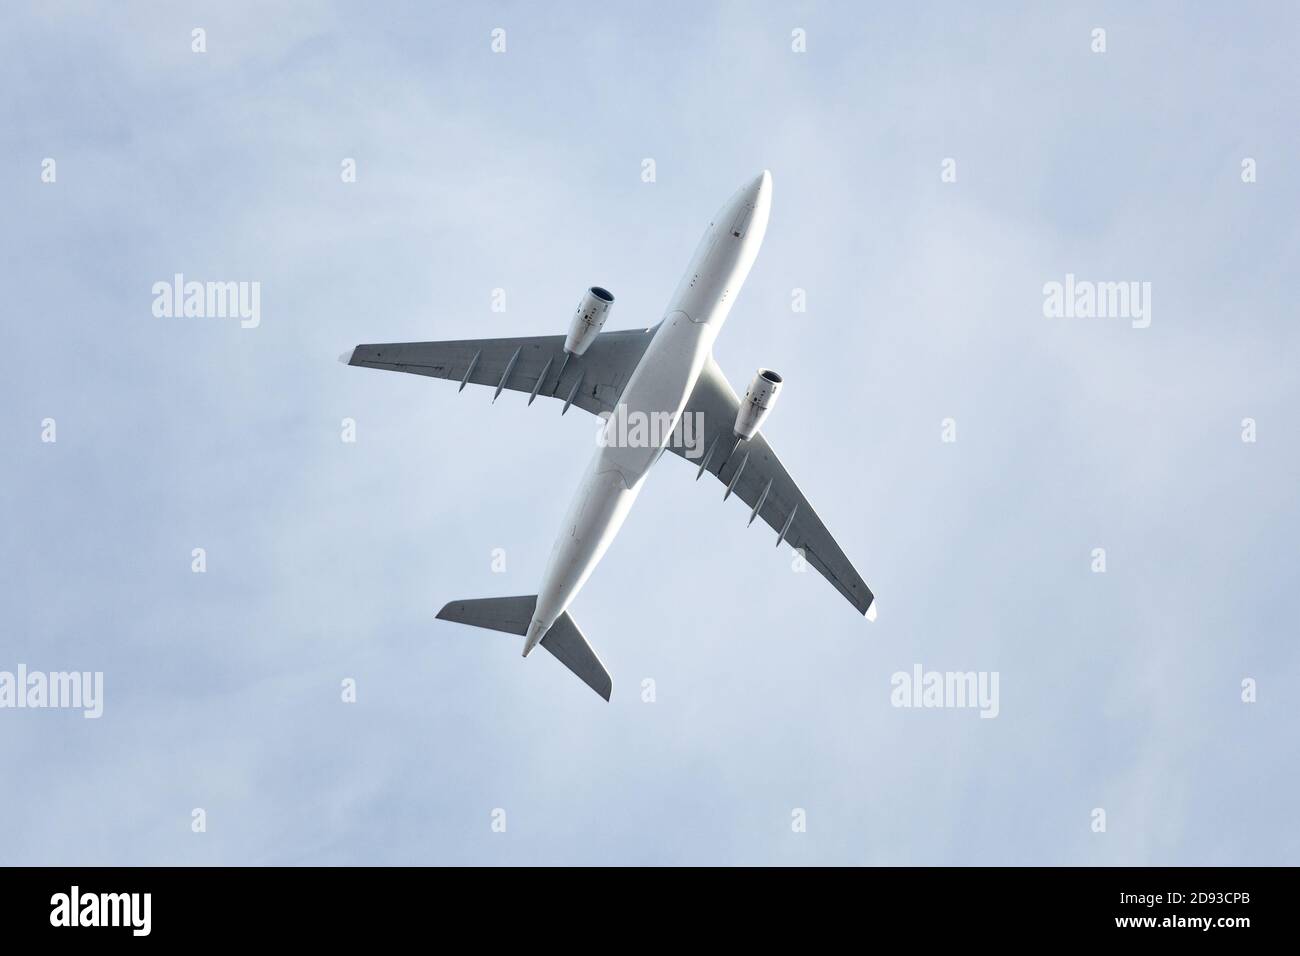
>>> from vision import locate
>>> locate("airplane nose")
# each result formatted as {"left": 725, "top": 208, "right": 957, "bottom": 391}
{"left": 712, "top": 170, "right": 773, "bottom": 242}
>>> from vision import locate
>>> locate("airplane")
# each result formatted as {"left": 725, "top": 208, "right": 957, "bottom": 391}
{"left": 342, "top": 170, "right": 875, "bottom": 700}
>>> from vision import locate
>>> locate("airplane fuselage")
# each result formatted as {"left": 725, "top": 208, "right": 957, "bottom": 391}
{"left": 524, "top": 171, "right": 774, "bottom": 653}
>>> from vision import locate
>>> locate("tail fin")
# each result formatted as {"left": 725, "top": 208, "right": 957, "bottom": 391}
{"left": 436, "top": 595, "right": 612, "bottom": 701}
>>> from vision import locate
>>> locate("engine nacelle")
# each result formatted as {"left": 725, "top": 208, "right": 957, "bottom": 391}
{"left": 734, "top": 368, "right": 783, "bottom": 440}
{"left": 565, "top": 286, "right": 615, "bottom": 355}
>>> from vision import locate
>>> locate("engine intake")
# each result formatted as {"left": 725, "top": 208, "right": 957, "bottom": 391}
{"left": 565, "top": 286, "right": 615, "bottom": 355}
{"left": 734, "top": 368, "right": 782, "bottom": 440}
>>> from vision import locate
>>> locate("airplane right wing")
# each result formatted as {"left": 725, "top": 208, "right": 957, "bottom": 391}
{"left": 669, "top": 356, "right": 877, "bottom": 619}
{"left": 344, "top": 329, "right": 654, "bottom": 417}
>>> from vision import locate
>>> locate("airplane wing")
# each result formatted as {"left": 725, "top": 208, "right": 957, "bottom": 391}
{"left": 669, "top": 356, "right": 877, "bottom": 619}
{"left": 344, "top": 329, "right": 654, "bottom": 416}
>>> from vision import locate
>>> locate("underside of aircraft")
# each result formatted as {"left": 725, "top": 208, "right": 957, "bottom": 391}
{"left": 345, "top": 171, "right": 875, "bottom": 699}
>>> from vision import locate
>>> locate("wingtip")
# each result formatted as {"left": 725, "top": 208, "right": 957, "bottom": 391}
{"left": 338, "top": 348, "right": 357, "bottom": 365}
{"left": 865, "top": 600, "right": 878, "bottom": 623}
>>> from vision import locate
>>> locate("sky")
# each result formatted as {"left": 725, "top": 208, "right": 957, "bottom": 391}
{"left": 1, "top": 1, "right": 1297, "bottom": 865}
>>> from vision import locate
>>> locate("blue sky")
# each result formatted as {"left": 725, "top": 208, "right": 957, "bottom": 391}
{"left": 2, "top": 1, "right": 1297, "bottom": 864}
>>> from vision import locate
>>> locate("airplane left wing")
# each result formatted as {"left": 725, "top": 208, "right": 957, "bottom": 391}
{"left": 345, "top": 329, "right": 654, "bottom": 416}
{"left": 669, "top": 356, "right": 877, "bottom": 619}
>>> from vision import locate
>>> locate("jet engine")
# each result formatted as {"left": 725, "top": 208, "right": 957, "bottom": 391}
{"left": 734, "top": 368, "right": 783, "bottom": 440}
{"left": 564, "top": 286, "right": 615, "bottom": 355}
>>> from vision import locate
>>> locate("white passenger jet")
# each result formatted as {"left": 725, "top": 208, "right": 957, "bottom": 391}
{"left": 344, "top": 171, "right": 875, "bottom": 699}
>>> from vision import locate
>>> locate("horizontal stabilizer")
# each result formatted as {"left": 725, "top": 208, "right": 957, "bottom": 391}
{"left": 437, "top": 595, "right": 612, "bottom": 700}
{"left": 438, "top": 595, "right": 535, "bottom": 636}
